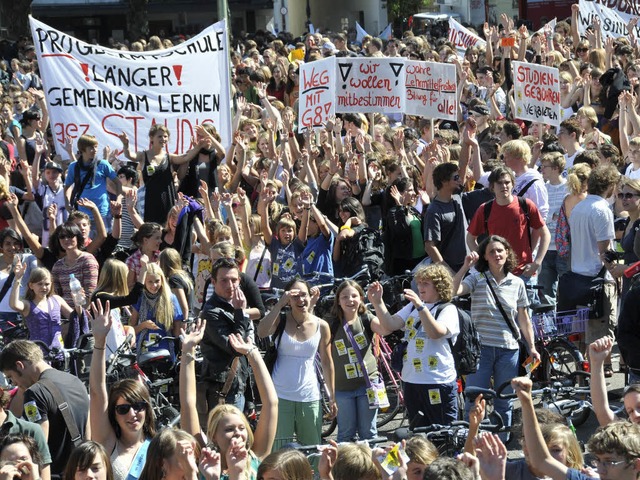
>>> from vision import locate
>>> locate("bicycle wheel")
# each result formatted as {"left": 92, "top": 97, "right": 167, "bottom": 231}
{"left": 321, "top": 389, "right": 337, "bottom": 438}
{"left": 543, "top": 339, "right": 583, "bottom": 383}
{"left": 377, "top": 369, "right": 402, "bottom": 428}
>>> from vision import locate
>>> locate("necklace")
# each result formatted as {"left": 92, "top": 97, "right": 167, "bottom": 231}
{"left": 290, "top": 311, "right": 308, "bottom": 329}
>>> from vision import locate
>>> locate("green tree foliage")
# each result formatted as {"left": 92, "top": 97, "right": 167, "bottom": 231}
{"left": 387, "top": 0, "right": 432, "bottom": 23}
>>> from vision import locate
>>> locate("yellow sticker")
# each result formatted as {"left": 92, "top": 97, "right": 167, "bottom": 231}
{"left": 415, "top": 338, "right": 425, "bottom": 353}
{"left": 24, "top": 401, "right": 41, "bottom": 422}
{"left": 354, "top": 332, "right": 367, "bottom": 349}
{"left": 345, "top": 363, "right": 358, "bottom": 379}
{"left": 429, "top": 389, "right": 442, "bottom": 405}
{"left": 428, "top": 355, "right": 438, "bottom": 370}
{"left": 407, "top": 316, "right": 415, "bottom": 328}
{"left": 408, "top": 329, "right": 417, "bottom": 340}
{"left": 413, "top": 358, "right": 423, "bottom": 373}
{"left": 356, "top": 363, "right": 363, "bottom": 377}
{"left": 335, "top": 339, "right": 347, "bottom": 356}
{"left": 283, "top": 258, "right": 294, "bottom": 271}
{"left": 272, "top": 263, "right": 280, "bottom": 276}
{"left": 347, "top": 348, "right": 358, "bottom": 364}
{"left": 366, "top": 387, "right": 376, "bottom": 404}
{"left": 306, "top": 251, "right": 315, "bottom": 264}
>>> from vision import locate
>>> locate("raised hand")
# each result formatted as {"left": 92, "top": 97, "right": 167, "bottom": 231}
{"left": 90, "top": 299, "right": 112, "bottom": 342}
{"left": 366, "top": 281, "right": 384, "bottom": 305}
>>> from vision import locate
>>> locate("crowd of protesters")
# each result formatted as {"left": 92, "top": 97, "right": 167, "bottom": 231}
{"left": 0, "top": 6, "right": 638, "bottom": 480}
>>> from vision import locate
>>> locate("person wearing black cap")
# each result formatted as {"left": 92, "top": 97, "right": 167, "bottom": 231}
{"left": 468, "top": 101, "right": 491, "bottom": 145}
{"left": 34, "top": 161, "right": 67, "bottom": 246}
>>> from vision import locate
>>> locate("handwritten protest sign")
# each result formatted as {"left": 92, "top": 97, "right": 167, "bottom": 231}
{"left": 513, "top": 61, "right": 561, "bottom": 127}
{"left": 577, "top": 0, "right": 640, "bottom": 40}
{"left": 405, "top": 60, "right": 457, "bottom": 120}
{"left": 335, "top": 58, "right": 404, "bottom": 114}
{"left": 298, "top": 57, "right": 335, "bottom": 132}
{"left": 448, "top": 18, "right": 486, "bottom": 57}
{"left": 29, "top": 16, "right": 231, "bottom": 157}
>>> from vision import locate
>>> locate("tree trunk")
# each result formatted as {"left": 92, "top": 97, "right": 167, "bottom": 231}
{"left": 127, "top": 0, "right": 149, "bottom": 41}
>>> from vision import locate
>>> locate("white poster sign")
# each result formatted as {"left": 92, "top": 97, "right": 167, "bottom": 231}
{"left": 29, "top": 16, "right": 232, "bottom": 157}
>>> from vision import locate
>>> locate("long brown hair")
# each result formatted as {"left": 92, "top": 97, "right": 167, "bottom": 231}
{"left": 107, "top": 379, "right": 156, "bottom": 439}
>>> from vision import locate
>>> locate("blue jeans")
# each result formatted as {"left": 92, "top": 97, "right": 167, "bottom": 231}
{"left": 538, "top": 250, "right": 569, "bottom": 304}
{"left": 464, "top": 345, "right": 519, "bottom": 431}
{"left": 335, "top": 385, "right": 377, "bottom": 441}
{"left": 629, "top": 369, "right": 640, "bottom": 386}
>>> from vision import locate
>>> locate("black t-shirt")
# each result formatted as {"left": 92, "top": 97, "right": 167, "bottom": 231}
{"left": 23, "top": 368, "right": 89, "bottom": 476}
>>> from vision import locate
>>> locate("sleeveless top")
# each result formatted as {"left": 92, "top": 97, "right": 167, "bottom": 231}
{"left": 25, "top": 297, "right": 62, "bottom": 347}
{"left": 110, "top": 438, "right": 150, "bottom": 480}
{"left": 142, "top": 151, "right": 176, "bottom": 224}
{"left": 273, "top": 320, "right": 321, "bottom": 402}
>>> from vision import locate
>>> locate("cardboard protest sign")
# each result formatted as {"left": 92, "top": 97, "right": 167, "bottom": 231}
{"left": 405, "top": 60, "right": 457, "bottom": 120}
{"left": 29, "top": 16, "right": 231, "bottom": 158}
{"left": 335, "top": 57, "right": 405, "bottom": 114}
{"left": 577, "top": 0, "right": 640, "bottom": 40}
{"left": 448, "top": 18, "right": 486, "bottom": 57}
{"left": 513, "top": 61, "right": 561, "bottom": 126}
{"left": 298, "top": 57, "right": 336, "bottom": 132}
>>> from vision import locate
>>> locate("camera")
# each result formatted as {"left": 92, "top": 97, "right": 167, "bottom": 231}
{"left": 603, "top": 249, "right": 622, "bottom": 263}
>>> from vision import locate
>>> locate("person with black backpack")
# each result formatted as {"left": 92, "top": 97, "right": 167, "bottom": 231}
{"left": 367, "top": 263, "right": 460, "bottom": 427}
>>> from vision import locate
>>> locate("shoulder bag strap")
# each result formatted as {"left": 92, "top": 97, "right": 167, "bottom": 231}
{"left": 253, "top": 245, "right": 268, "bottom": 282}
{"left": 0, "top": 271, "right": 16, "bottom": 305}
{"left": 37, "top": 377, "right": 83, "bottom": 446}
{"left": 342, "top": 316, "right": 374, "bottom": 388}
{"left": 483, "top": 273, "right": 521, "bottom": 341}
{"left": 218, "top": 356, "right": 241, "bottom": 405}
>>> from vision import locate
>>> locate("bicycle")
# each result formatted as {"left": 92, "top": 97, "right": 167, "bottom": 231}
{"left": 105, "top": 334, "right": 181, "bottom": 430}
{"left": 531, "top": 306, "right": 590, "bottom": 384}
{"left": 465, "top": 370, "right": 596, "bottom": 429}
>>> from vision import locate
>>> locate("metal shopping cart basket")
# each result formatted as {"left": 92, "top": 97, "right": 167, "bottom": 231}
{"left": 532, "top": 308, "right": 589, "bottom": 341}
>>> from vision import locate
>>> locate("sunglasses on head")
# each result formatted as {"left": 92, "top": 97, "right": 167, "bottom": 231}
{"left": 115, "top": 401, "right": 147, "bottom": 415}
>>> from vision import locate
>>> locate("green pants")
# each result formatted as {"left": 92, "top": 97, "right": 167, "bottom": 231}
{"left": 273, "top": 398, "right": 322, "bottom": 450}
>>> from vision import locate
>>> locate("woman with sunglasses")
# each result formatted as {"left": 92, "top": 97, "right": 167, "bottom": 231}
{"left": 89, "top": 299, "right": 157, "bottom": 480}
{"left": 51, "top": 222, "right": 98, "bottom": 315}
{"left": 606, "top": 179, "right": 640, "bottom": 295}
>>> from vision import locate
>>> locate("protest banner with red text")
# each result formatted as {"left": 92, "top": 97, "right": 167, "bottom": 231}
{"left": 335, "top": 58, "right": 405, "bottom": 114}
{"left": 29, "top": 16, "right": 231, "bottom": 158}
{"left": 405, "top": 60, "right": 457, "bottom": 120}
{"left": 298, "top": 57, "right": 335, "bottom": 132}
{"left": 513, "top": 61, "right": 561, "bottom": 127}
{"left": 448, "top": 18, "right": 486, "bottom": 57}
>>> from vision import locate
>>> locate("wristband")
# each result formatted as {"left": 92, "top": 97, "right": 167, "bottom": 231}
{"left": 245, "top": 346, "right": 257, "bottom": 356}
{"left": 94, "top": 346, "right": 106, "bottom": 350}
{"left": 113, "top": 215, "right": 122, "bottom": 219}
{"left": 340, "top": 225, "right": 351, "bottom": 231}
{"left": 416, "top": 303, "right": 427, "bottom": 312}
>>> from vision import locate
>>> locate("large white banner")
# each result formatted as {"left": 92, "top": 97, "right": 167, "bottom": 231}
{"left": 29, "top": 16, "right": 231, "bottom": 158}
{"left": 298, "top": 57, "right": 336, "bottom": 132}
{"left": 335, "top": 57, "right": 405, "bottom": 114}
{"left": 577, "top": 0, "right": 640, "bottom": 40}
{"left": 405, "top": 60, "right": 457, "bottom": 120}
{"left": 513, "top": 61, "right": 561, "bottom": 127}
{"left": 448, "top": 18, "right": 486, "bottom": 57}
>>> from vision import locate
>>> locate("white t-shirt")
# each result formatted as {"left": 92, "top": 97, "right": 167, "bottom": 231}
{"left": 569, "top": 194, "right": 614, "bottom": 277}
{"left": 625, "top": 163, "right": 640, "bottom": 180}
{"left": 395, "top": 302, "right": 459, "bottom": 385}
